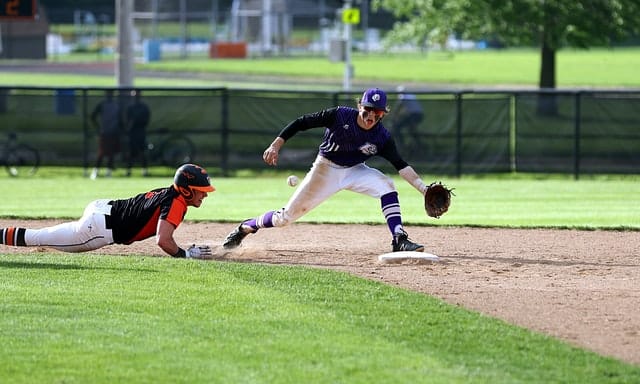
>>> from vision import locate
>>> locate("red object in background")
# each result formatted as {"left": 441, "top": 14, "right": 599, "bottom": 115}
{"left": 0, "top": 0, "right": 36, "bottom": 20}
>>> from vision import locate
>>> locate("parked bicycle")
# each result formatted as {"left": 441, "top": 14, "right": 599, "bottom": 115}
{"left": 0, "top": 132, "right": 40, "bottom": 177}
{"left": 146, "top": 128, "right": 196, "bottom": 168}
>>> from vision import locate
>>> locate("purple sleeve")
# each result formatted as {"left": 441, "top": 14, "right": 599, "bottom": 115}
{"left": 378, "top": 137, "right": 410, "bottom": 171}
{"left": 277, "top": 107, "right": 339, "bottom": 141}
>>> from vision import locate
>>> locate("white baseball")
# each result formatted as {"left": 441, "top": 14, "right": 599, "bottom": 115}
{"left": 287, "top": 175, "right": 299, "bottom": 187}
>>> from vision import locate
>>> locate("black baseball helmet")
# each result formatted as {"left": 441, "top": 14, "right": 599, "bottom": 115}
{"left": 173, "top": 163, "right": 215, "bottom": 197}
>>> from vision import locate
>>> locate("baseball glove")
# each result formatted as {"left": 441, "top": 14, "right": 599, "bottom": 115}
{"left": 424, "top": 182, "right": 453, "bottom": 218}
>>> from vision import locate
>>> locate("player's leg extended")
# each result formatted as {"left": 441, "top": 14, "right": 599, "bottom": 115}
{"left": 1, "top": 219, "right": 111, "bottom": 252}
{"left": 223, "top": 156, "right": 342, "bottom": 249}
{"left": 0, "top": 200, "right": 114, "bottom": 252}
{"left": 250, "top": 156, "right": 342, "bottom": 229}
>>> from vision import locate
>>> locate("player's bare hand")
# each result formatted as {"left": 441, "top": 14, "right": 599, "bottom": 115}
{"left": 263, "top": 146, "right": 279, "bottom": 166}
{"left": 263, "top": 137, "right": 285, "bottom": 166}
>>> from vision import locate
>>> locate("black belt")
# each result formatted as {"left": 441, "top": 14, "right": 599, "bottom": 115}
{"left": 104, "top": 201, "right": 114, "bottom": 229}
{"left": 104, "top": 214, "right": 113, "bottom": 229}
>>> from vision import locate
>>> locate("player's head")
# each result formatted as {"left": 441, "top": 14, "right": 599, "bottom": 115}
{"left": 173, "top": 163, "right": 215, "bottom": 202}
{"left": 358, "top": 88, "right": 389, "bottom": 128}
{"left": 360, "top": 88, "right": 390, "bottom": 113}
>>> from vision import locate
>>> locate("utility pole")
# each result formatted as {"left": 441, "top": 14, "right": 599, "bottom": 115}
{"left": 341, "top": 0, "right": 358, "bottom": 90}
{"left": 262, "top": 0, "right": 273, "bottom": 56}
{"left": 116, "top": 0, "right": 134, "bottom": 87}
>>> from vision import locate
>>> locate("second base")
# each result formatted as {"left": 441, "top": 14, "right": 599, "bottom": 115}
{"left": 378, "top": 251, "right": 440, "bottom": 264}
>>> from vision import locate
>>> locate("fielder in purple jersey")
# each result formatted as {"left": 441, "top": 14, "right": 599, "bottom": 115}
{"left": 223, "top": 87, "right": 431, "bottom": 252}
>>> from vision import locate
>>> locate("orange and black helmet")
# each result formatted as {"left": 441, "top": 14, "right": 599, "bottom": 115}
{"left": 173, "top": 163, "right": 215, "bottom": 197}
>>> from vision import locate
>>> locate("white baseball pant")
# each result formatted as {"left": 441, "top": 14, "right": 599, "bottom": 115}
{"left": 271, "top": 155, "right": 396, "bottom": 227}
{"left": 25, "top": 199, "right": 115, "bottom": 252}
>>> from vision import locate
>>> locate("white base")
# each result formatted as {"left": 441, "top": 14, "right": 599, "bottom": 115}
{"left": 378, "top": 251, "right": 440, "bottom": 264}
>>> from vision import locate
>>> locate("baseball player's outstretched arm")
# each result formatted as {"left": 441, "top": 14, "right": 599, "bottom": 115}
{"left": 399, "top": 166, "right": 429, "bottom": 195}
{"left": 378, "top": 139, "right": 428, "bottom": 194}
{"left": 156, "top": 219, "right": 182, "bottom": 256}
{"left": 263, "top": 137, "right": 285, "bottom": 166}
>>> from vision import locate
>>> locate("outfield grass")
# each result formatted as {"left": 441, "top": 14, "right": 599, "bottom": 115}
{"left": 1, "top": 49, "right": 639, "bottom": 382}
{"left": 1, "top": 170, "right": 638, "bottom": 229}
{"left": 1, "top": 48, "right": 639, "bottom": 88}
{"left": 138, "top": 48, "right": 640, "bottom": 88}
{"left": 1, "top": 253, "right": 638, "bottom": 384}
{"left": 1, "top": 172, "right": 639, "bottom": 382}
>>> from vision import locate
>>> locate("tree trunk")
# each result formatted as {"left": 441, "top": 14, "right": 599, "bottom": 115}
{"left": 537, "top": 33, "right": 558, "bottom": 115}
{"left": 539, "top": 39, "right": 556, "bottom": 89}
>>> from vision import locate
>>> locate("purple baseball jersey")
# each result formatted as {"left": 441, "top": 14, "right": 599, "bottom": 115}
{"left": 279, "top": 106, "right": 407, "bottom": 170}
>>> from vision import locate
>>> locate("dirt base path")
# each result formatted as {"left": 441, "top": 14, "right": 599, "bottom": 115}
{"left": 3, "top": 220, "right": 639, "bottom": 365}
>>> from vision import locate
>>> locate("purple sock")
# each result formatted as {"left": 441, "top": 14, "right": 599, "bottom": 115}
{"left": 381, "top": 192, "right": 403, "bottom": 235}
{"left": 242, "top": 210, "right": 275, "bottom": 230}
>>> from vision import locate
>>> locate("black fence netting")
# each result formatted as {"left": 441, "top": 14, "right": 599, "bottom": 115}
{"left": 579, "top": 93, "right": 640, "bottom": 174}
{"left": 0, "top": 87, "right": 638, "bottom": 177}
{"left": 515, "top": 92, "right": 578, "bottom": 173}
{"left": 515, "top": 91, "right": 640, "bottom": 175}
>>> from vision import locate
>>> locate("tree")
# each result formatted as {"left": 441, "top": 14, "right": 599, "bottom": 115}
{"left": 373, "top": 0, "right": 640, "bottom": 89}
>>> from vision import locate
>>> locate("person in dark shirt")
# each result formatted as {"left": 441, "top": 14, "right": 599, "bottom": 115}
{"left": 125, "top": 89, "right": 151, "bottom": 177}
{"left": 90, "top": 89, "right": 122, "bottom": 179}
{"left": 223, "top": 87, "right": 432, "bottom": 253}
{"left": 389, "top": 86, "right": 425, "bottom": 151}
{"left": 0, "top": 164, "right": 215, "bottom": 259}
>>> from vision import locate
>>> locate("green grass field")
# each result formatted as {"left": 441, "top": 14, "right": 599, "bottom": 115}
{"left": 137, "top": 48, "right": 640, "bottom": 87}
{"left": 1, "top": 170, "right": 639, "bottom": 229}
{"left": 3, "top": 253, "right": 638, "bottom": 384}
{"left": 1, "top": 48, "right": 639, "bottom": 382}
{"left": 1, "top": 48, "right": 639, "bottom": 88}
{"left": 1, "top": 172, "right": 639, "bottom": 382}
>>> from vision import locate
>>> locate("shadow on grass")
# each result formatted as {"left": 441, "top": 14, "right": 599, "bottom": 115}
{"left": 0, "top": 260, "right": 159, "bottom": 272}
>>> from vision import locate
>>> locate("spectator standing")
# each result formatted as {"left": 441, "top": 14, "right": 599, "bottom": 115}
{"left": 90, "top": 89, "right": 122, "bottom": 179}
{"left": 125, "top": 89, "right": 151, "bottom": 177}
{"left": 389, "top": 86, "right": 425, "bottom": 151}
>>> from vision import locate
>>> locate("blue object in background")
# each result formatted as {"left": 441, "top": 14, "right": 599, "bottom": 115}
{"left": 55, "top": 89, "right": 75, "bottom": 115}
{"left": 143, "top": 39, "right": 161, "bottom": 62}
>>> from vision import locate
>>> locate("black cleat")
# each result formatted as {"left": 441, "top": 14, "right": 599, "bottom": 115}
{"left": 392, "top": 230, "right": 424, "bottom": 252}
{"left": 222, "top": 224, "right": 255, "bottom": 249}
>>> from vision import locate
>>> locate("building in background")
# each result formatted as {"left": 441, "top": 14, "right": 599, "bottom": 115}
{"left": 0, "top": 1, "right": 49, "bottom": 59}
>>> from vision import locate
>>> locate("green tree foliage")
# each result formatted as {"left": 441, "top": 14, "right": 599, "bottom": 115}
{"left": 373, "top": 0, "right": 640, "bottom": 89}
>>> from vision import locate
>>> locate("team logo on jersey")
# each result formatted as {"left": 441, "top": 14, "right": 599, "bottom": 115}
{"left": 359, "top": 142, "right": 377, "bottom": 155}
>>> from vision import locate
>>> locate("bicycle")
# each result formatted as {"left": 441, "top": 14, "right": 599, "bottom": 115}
{"left": 146, "top": 128, "right": 196, "bottom": 168}
{"left": 0, "top": 132, "right": 40, "bottom": 177}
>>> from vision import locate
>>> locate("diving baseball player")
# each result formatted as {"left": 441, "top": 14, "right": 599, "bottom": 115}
{"left": 223, "top": 87, "right": 430, "bottom": 252}
{"left": 0, "top": 164, "right": 214, "bottom": 258}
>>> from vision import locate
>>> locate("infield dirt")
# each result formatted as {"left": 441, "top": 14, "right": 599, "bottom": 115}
{"left": 2, "top": 219, "right": 639, "bottom": 365}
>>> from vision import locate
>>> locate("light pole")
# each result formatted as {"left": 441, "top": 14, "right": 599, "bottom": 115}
{"left": 116, "top": 0, "right": 134, "bottom": 87}
{"left": 342, "top": 0, "right": 353, "bottom": 90}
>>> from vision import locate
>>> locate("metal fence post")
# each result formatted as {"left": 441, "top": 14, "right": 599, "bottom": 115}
{"left": 332, "top": 91, "right": 340, "bottom": 107}
{"left": 510, "top": 93, "right": 517, "bottom": 173}
{"left": 82, "top": 88, "right": 89, "bottom": 176}
{"left": 574, "top": 91, "right": 581, "bottom": 180}
{"left": 455, "top": 92, "right": 463, "bottom": 177}
{"left": 221, "top": 88, "right": 229, "bottom": 177}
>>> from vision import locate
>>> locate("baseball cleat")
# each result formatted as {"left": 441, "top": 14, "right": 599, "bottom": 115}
{"left": 392, "top": 230, "right": 424, "bottom": 252}
{"left": 222, "top": 224, "right": 255, "bottom": 249}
